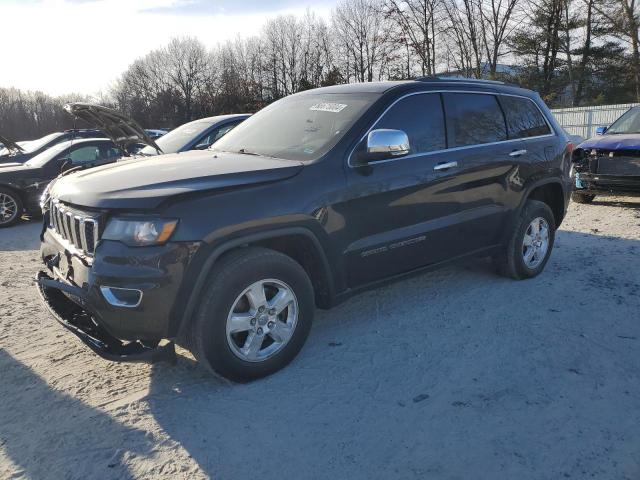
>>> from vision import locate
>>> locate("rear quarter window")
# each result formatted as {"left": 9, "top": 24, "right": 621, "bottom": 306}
{"left": 500, "top": 96, "right": 551, "bottom": 139}
{"left": 443, "top": 93, "right": 507, "bottom": 147}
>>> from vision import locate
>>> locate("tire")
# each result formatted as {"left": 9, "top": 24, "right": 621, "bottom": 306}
{"left": 188, "top": 247, "right": 315, "bottom": 382}
{"left": 0, "top": 187, "right": 23, "bottom": 228}
{"left": 495, "top": 199, "right": 556, "bottom": 280}
{"left": 571, "top": 192, "right": 596, "bottom": 204}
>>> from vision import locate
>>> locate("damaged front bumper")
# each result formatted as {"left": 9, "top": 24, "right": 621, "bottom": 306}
{"left": 36, "top": 271, "right": 176, "bottom": 364}
{"left": 573, "top": 171, "right": 640, "bottom": 196}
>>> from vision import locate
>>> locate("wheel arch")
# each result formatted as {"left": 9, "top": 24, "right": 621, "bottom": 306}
{"left": 524, "top": 179, "right": 566, "bottom": 228}
{"left": 169, "top": 226, "right": 336, "bottom": 339}
{"left": 516, "top": 178, "right": 568, "bottom": 229}
{"left": 0, "top": 183, "right": 24, "bottom": 201}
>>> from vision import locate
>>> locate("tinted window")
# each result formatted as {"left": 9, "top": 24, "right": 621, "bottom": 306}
{"left": 140, "top": 120, "right": 214, "bottom": 155}
{"left": 196, "top": 122, "right": 241, "bottom": 149}
{"left": 501, "top": 96, "right": 551, "bottom": 138}
{"left": 443, "top": 93, "right": 507, "bottom": 147}
{"left": 98, "top": 145, "right": 122, "bottom": 160}
{"left": 374, "top": 93, "right": 445, "bottom": 154}
{"left": 67, "top": 145, "right": 99, "bottom": 163}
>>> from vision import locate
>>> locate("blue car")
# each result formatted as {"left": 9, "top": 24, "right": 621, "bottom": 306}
{"left": 571, "top": 106, "right": 640, "bottom": 203}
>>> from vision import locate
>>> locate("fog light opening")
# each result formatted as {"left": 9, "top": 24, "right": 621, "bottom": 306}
{"left": 100, "top": 286, "right": 143, "bottom": 308}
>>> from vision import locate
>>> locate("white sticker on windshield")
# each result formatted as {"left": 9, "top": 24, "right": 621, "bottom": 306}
{"left": 310, "top": 103, "right": 348, "bottom": 113}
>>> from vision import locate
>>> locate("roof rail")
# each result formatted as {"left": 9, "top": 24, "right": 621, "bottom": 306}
{"left": 416, "top": 76, "right": 517, "bottom": 87}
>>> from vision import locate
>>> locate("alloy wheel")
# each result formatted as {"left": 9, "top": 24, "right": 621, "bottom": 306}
{"left": 0, "top": 193, "right": 18, "bottom": 225}
{"left": 522, "top": 216, "right": 550, "bottom": 269}
{"left": 225, "top": 279, "right": 299, "bottom": 362}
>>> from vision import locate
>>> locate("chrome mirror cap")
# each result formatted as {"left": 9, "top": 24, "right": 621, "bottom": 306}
{"left": 367, "top": 129, "right": 410, "bottom": 157}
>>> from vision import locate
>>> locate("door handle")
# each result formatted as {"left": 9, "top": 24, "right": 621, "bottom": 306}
{"left": 434, "top": 161, "right": 458, "bottom": 171}
{"left": 509, "top": 149, "right": 528, "bottom": 157}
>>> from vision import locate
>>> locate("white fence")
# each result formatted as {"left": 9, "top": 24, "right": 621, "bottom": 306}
{"left": 551, "top": 103, "right": 638, "bottom": 139}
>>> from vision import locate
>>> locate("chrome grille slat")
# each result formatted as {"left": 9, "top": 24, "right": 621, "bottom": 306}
{"left": 79, "top": 217, "right": 88, "bottom": 252}
{"left": 49, "top": 199, "right": 100, "bottom": 256}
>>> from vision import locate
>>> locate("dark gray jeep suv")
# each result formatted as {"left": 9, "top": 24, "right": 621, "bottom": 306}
{"left": 37, "top": 78, "right": 572, "bottom": 381}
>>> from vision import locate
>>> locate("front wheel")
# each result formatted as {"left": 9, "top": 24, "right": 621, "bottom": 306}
{"left": 188, "top": 247, "right": 315, "bottom": 382}
{"left": 495, "top": 199, "right": 556, "bottom": 280}
{"left": 0, "top": 188, "right": 23, "bottom": 228}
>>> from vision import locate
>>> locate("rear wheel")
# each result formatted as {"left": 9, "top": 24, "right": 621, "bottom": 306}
{"left": 495, "top": 199, "right": 556, "bottom": 280}
{"left": 188, "top": 247, "right": 315, "bottom": 382}
{"left": 571, "top": 192, "right": 596, "bottom": 204}
{"left": 0, "top": 188, "right": 23, "bottom": 228}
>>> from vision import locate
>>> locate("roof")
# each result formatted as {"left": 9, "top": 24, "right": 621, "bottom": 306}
{"left": 57, "top": 137, "right": 115, "bottom": 148}
{"left": 302, "top": 77, "right": 528, "bottom": 96}
{"left": 190, "top": 114, "right": 252, "bottom": 125}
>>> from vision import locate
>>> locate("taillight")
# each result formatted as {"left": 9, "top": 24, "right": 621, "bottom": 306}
{"left": 566, "top": 141, "right": 574, "bottom": 154}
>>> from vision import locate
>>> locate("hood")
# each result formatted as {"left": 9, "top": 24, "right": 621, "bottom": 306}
{"left": 579, "top": 134, "right": 640, "bottom": 151}
{"left": 50, "top": 150, "right": 304, "bottom": 209}
{"left": 0, "top": 134, "right": 25, "bottom": 157}
{"left": 64, "top": 103, "right": 162, "bottom": 154}
{"left": 0, "top": 162, "right": 24, "bottom": 170}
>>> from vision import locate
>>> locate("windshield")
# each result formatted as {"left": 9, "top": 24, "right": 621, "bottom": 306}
{"left": 212, "top": 92, "right": 379, "bottom": 161}
{"left": 606, "top": 108, "right": 640, "bottom": 134}
{"left": 21, "top": 132, "right": 64, "bottom": 153}
{"left": 139, "top": 121, "right": 212, "bottom": 155}
{"left": 24, "top": 142, "right": 68, "bottom": 168}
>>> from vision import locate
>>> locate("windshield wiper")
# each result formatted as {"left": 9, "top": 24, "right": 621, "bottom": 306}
{"left": 237, "top": 148, "right": 261, "bottom": 156}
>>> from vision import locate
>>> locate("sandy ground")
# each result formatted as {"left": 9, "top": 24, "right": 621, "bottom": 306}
{"left": 0, "top": 198, "right": 639, "bottom": 480}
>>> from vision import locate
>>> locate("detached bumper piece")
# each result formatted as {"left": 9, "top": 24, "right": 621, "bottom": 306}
{"left": 35, "top": 271, "right": 176, "bottom": 364}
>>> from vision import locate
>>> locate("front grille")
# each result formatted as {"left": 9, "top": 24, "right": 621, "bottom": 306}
{"left": 49, "top": 199, "right": 100, "bottom": 255}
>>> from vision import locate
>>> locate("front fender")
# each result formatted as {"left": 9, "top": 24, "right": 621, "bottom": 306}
{"left": 166, "top": 221, "right": 336, "bottom": 338}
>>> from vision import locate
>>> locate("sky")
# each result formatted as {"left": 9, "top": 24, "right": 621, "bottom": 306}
{"left": 0, "top": 0, "right": 337, "bottom": 96}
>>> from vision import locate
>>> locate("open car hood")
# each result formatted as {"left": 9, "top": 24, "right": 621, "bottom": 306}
{"left": 64, "top": 103, "right": 162, "bottom": 155}
{"left": 0, "top": 134, "right": 25, "bottom": 157}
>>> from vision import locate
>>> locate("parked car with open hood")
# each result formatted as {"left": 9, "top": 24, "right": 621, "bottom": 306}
{"left": 0, "top": 138, "right": 123, "bottom": 227}
{"left": 64, "top": 103, "right": 162, "bottom": 156}
{"left": 134, "top": 114, "right": 250, "bottom": 157}
{"left": 572, "top": 106, "right": 640, "bottom": 202}
{"left": 145, "top": 129, "right": 169, "bottom": 139}
{"left": 0, "top": 129, "right": 107, "bottom": 165}
{"left": 37, "top": 78, "right": 572, "bottom": 381}
{"left": 66, "top": 103, "right": 248, "bottom": 158}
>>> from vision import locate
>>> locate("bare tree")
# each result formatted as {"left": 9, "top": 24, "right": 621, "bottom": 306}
{"left": 385, "top": 0, "right": 443, "bottom": 76}
{"left": 332, "top": 0, "right": 392, "bottom": 82}
{"left": 442, "top": 0, "right": 485, "bottom": 77}
{"left": 593, "top": 0, "right": 640, "bottom": 100}
{"left": 478, "top": 0, "right": 522, "bottom": 77}
{"left": 165, "top": 37, "right": 214, "bottom": 120}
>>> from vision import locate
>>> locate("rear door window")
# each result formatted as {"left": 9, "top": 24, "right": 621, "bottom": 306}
{"left": 443, "top": 93, "right": 507, "bottom": 147}
{"left": 500, "top": 95, "right": 551, "bottom": 138}
{"left": 373, "top": 93, "right": 446, "bottom": 154}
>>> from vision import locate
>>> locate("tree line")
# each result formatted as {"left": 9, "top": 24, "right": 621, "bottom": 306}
{"left": 2, "top": 0, "right": 639, "bottom": 140}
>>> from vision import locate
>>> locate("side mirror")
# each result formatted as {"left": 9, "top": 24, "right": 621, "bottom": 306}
{"left": 595, "top": 126, "right": 607, "bottom": 135}
{"left": 356, "top": 129, "right": 410, "bottom": 165}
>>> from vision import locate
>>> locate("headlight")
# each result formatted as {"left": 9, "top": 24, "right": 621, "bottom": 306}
{"left": 40, "top": 182, "right": 53, "bottom": 210}
{"left": 102, "top": 217, "right": 178, "bottom": 246}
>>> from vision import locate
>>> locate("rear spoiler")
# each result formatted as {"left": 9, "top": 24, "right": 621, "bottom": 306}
{"left": 64, "top": 103, "right": 162, "bottom": 155}
{"left": 0, "top": 133, "right": 25, "bottom": 156}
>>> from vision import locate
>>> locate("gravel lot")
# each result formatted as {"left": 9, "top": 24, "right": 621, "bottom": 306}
{"left": 1, "top": 198, "right": 639, "bottom": 480}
